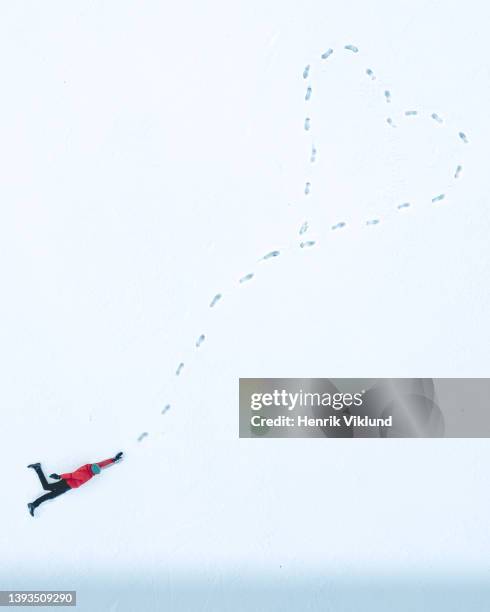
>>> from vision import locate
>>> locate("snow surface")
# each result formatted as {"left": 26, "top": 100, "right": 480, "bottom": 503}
{"left": 1, "top": 1, "right": 490, "bottom": 610}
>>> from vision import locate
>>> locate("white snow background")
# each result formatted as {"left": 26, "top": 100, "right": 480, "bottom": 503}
{"left": 1, "top": 1, "right": 490, "bottom": 610}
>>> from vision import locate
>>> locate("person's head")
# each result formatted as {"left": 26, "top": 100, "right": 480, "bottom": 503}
{"left": 91, "top": 464, "right": 101, "bottom": 475}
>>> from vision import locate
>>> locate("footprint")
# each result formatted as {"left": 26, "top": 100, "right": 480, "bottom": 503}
{"left": 209, "top": 293, "right": 222, "bottom": 308}
{"left": 459, "top": 132, "right": 469, "bottom": 143}
{"left": 262, "top": 250, "right": 280, "bottom": 260}
{"left": 397, "top": 202, "right": 411, "bottom": 210}
{"left": 305, "top": 86, "right": 312, "bottom": 101}
{"left": 303, "top": 65, "right": 310, "bottom": 79}
{"left": 366, "top": 68, "right": 376, "bottom": 80}
{"left": 137, "top": 432, "right": 148, "bottom": 442}
{"left": 366, "top": 219, "right": 380, "bottom": 226}
{"left": 386, "top": 117, "right": 396, "bottom": 128}
{"left": 310, "top": 146, "right": 317, "bottom": 162}
{"left": 161, "top": 404, "right": 171, "bottom": 415}
{"left": 196, "top": 334, "right": 205, "bottom": 348}
{"left": 300, "top": 240, "right": 316, "bottom": 248}
{"left": 176, "top": 362, "right": 184, "bottom": 376}
{"left": 384, "top": 90, "right": 391, "bottom": 103}
{"left": 304, "top": 117, "right": 311, "bottom": 131}
{"left": 332, "top": 222, "right": 346, "bottom": 230}
{"left": 405, "top": 110, "right": 418, "bottom": 116}
{"left": 454, "top": 165, "right": 462, "bottom": 179}
{"left": 299, "top": 221, "right": 309, "bottom": 235}
{"left": 321, "top": 49, "right": 333, "bottom": 60}
{"left": 432, "top": 194, "right": 445, "bottom": 203}
{"left": 304, "top": 182, "right": 311, "bottom": 195}
{"left": 344, "top": 44, "right": 359, "bottom": 53}
{"left": 431, "top": 113, "right": 443, "bottom": 124}
{"left": 239, "top": 273, "right": 254, "bottom": 284}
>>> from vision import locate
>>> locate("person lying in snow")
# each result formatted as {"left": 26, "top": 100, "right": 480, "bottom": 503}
{"left": 27, "top": 452, "right": 123, "bottom": 516}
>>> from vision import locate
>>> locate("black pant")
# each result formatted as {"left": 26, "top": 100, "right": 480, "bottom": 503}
{"left": 31, "top": 466, "right": 70, "bottom": 508}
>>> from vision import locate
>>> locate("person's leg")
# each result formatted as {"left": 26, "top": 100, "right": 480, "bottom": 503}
{"left": 31, "top": 490, "right": 58, "bottom": 509}
{"left": 30, "top": 481, "right": 70, "bottom": 511}
{"left": 32, "top": 465, "right": 52, "bottom": 491}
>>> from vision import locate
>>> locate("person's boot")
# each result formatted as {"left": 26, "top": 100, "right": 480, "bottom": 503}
{"left": 27, "top": 463, "right": 41, "bottom": 470}
{"left": 27, "top": 503, "right": 35, "bottom": 517}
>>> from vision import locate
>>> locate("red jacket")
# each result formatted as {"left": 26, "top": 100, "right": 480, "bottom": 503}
{"left": 60, "top": 458, "right": 115, "bottom": 489}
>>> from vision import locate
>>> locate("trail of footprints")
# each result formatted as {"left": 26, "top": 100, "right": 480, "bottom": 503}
{"left": 136, "top": 43, "right": 468, "bottom": 442}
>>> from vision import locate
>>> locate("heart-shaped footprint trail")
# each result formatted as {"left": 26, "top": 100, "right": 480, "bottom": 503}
{"left": 132, "top": 44, "right": 469, "bottom": 444}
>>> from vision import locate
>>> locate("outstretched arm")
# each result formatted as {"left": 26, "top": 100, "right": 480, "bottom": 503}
{"left": 96, "top": 452, "right": 124, "bottom": 469}
{"left": 96, "top": 458, "right": 115, "bottom": 469}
